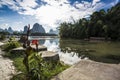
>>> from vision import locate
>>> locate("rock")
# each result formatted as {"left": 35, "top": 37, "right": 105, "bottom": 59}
{"left": 0, "top": 42, "right": 4, "bottom": 46}
{"left": 49, "top": 29, "right": 58, "bottom": 35}
{"left": 31, "top": 23, "right": 45, "bottom": 33}
{"left": 51, "top": 60, "right": 120, "bottom": 80}
{"left": 11, "top": 45, "right": 47, "bottom": 54}
{"left": 39, "top": 51, "right": 59, "bottom": 61}
{"left": 8, "top": 27, "right": 13, "bottom": 34}
{"left": 23, "top": 26, "right": 28, "bottom": 34}
{"left": 11, "top": 47, "right": 25, "bottom": 54}
{"left": 31, "top": 45, "right": 47, "bottom": 51}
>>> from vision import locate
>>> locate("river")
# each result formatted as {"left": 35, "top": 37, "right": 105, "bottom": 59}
{"left": 29, "top": 37, "right": 120, "bottom": 65}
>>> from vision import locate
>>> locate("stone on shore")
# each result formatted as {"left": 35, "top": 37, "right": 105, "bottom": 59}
{"left": 11, "top": 45, "right": 47, "bottom": 53}
{"left": 0, "top": 42, "right": 4, "bottom": 46}
{"left": 51, "top": 60, "right": 120, "bottom": 80}
{"left": 39, "top": 51, "right": 59, "bottom": 61}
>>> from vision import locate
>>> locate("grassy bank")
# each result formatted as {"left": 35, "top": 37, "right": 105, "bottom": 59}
{"left": 2, "top": 38, "right": 69, "bottom": 80}
{"left": 4, "top": 52, "right": 69, "bottom": 80}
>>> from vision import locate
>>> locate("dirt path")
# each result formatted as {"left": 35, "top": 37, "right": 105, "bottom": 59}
{"left": 0, "top": 43, "right": 15, "bottom": 80}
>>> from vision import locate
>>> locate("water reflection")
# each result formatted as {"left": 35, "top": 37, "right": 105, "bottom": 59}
{"left": 31, "top": 37, "right": 120, "bottom": 64}
{"left": 43, "top": 39, "right": 59, "bottom": 52}
{"left": 42, "top": 38, "right": 88, "bottom": 65}
{"left": 29, "top": 36, "right": 45, "bottom": 45}
{"left": 59, "top": 39, "right": 120, "bottom": 64}
{"left": 39, "top": 39, "right": 45, "bottom": 45}
{"left": 49, "top": 39, "right": 54, "bottom": 44}
{"left": 49, "top": 39, "right": 58, "bottom": 45}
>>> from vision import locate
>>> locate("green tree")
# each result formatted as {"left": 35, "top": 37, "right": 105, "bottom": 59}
{"left": 59, "top": 3, "right": 120, "bottom": 40}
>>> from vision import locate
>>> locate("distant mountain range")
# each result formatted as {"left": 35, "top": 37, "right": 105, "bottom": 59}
{"left": 49, "top": 29, "right": 59, "bottom": 35}
{"left": 0, "top": 27, "right": 14, "bottom": 34}
{"left": 0, "top": 23, "right": 58, "bottom": 35}
{"left": 24, "top": 23, "right": 58, "bottom": 35}
{"left": 23, "top": 23, "right": 46, "bottom": 34}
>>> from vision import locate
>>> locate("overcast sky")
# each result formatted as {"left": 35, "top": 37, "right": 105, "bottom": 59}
{"left": 0, "top": 0, "right": 119, "bottom": 32}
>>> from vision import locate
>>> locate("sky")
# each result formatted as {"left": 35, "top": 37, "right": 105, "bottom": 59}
{"left": 0, "top": 0, "right": 119, "bottom": 32}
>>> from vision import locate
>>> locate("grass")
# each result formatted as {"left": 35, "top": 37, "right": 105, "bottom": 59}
{"left": 1, "top": 37, "right": 21, "bottom": 52}
{"left": 13, "top": 57, "right": 26, "bottom": 72}
{"left": 1, "top": 37, "right": 69, "bottom": 80}
{"left": 42, "top": 61, "right": 69, "bottom": 79}
{"left": 3, "top": 50, "right": 69, "bottom": 80}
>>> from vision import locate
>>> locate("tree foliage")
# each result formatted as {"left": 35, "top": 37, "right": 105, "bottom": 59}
{"left": 59, "top": 3, "right": 120, "bottom": 40}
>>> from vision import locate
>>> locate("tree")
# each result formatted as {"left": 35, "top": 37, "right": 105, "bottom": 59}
{"left": 59, "top": 3, "right": 120, "bottom": 40}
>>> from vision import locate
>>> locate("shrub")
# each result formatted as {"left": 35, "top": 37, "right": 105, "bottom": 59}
{"left": 0, "top": 34, "right": 6, "bottom": 40}
{"left": 3, "top": 37, "right": 21, "bottom": 51}
{"left": 10, "top": 52, "right": 69, "bottom": 80}
{"left": 19, "top": 36, "right": 27, "bottom": 43}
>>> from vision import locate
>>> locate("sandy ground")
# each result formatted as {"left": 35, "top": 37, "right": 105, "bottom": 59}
{"left": 0, "top": 42, "right": 16, "bottom": 80}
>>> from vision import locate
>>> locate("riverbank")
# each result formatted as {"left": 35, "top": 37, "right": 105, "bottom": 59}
{"left": 0, "top": 42, "right": 16, "bottom": 80}
{"left": 0, "top": 38, "right": 69, "bottom": 80}
{"left": 52, "top": 60, "right": 120, "bottom": 80}
{"left": 1, "top": 37, "right": 120, "bottom": 80}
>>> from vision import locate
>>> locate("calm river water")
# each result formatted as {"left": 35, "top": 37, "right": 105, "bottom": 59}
{"left": 30, "top": 37, "right": 120, "bottom": 65}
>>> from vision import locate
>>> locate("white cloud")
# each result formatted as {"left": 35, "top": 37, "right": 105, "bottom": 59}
{"left": 14, "top": 21, "right": 22, "bottom": 25}
{"left": 92, "top": 0, "right": 101, "bottom": 6}
{"left": 16, "top": 0, "right": 38, "bottom": 8}
{"left": 110, "top": 0, "right": 119, "bottom": 6}
{"left": 98, "top": 0, "right": 119, "bottom": 10}
{"left": 0, "top": 22, "right": 24, "bottom": 31}
{"left": 0, "top": 0, "right": 18, "bottom": 10}
{"left": 0, "top": 23, "right": 9, "bottom": 29}
{"left": 0, "top": 0, "right": 119, "bottom": 31}
{"left": 33, "top": 0, "right": 98, "bottom": 28}
{"left": 4, "top": 23, "right": 9, "bottom": 27}
{"left": 16, "top": 0, "right": 38, "bottom": 15}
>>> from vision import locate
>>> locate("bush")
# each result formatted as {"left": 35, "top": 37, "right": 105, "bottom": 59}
{"left": 2, "top": 37, "right": 69, "bottom": 80}
{"left": 19, "top": 36, "right": 27, "bottom": 43}
{"left": 10, "top": 52, "right": 69, "bottom": 80}
{"left": 0, "top": 34, "right": 6, "bottom": 40}
{"left": 3, "top": 37, "right": 21, "bottom": 51}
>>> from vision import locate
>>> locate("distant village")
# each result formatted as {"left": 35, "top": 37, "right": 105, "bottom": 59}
{"left": 0, "top": 23, "right": 58, "bottom": 36}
